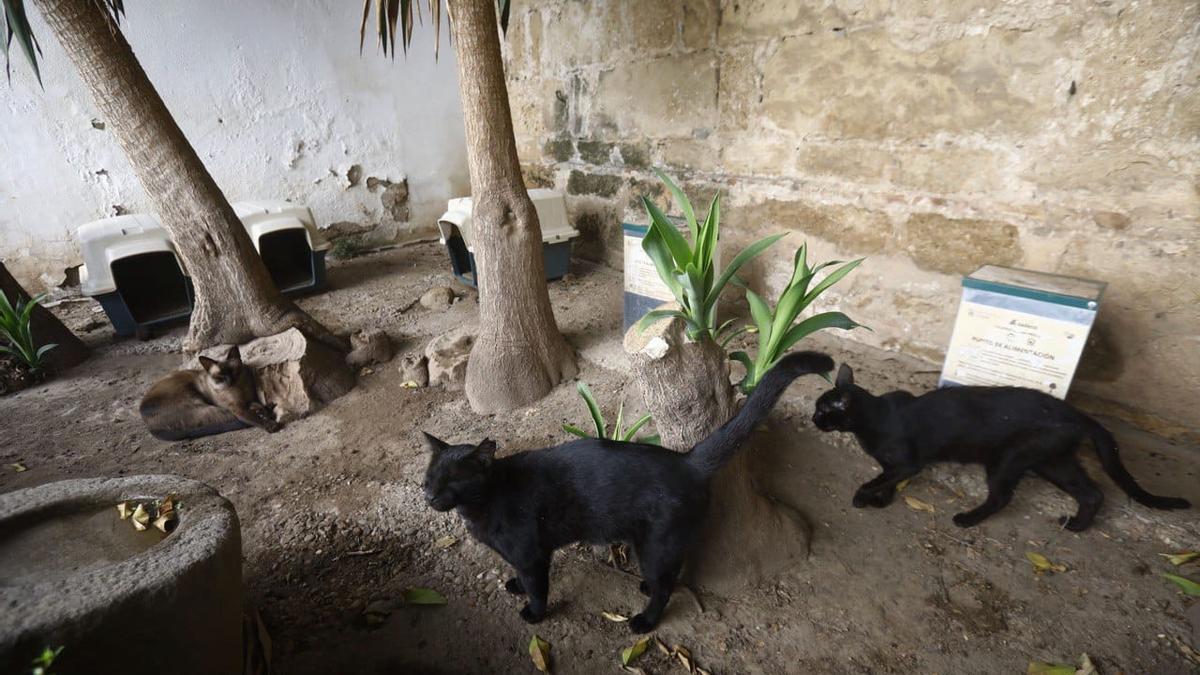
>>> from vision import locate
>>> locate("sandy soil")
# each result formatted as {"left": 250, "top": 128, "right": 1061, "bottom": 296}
{"left": 2, "top": 243, "right": 1197, "bottom": 675}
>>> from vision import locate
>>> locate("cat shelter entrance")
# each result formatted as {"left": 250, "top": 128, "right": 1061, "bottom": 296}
{"left": 78, "top": 214, "right": 193, "bottom": 337}
{"left": 233, "top": 200, "right": 329, "bottom": 296}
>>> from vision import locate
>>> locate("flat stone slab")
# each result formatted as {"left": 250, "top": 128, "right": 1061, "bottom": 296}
{"left": 0, "top": 475, "right": 242, "bottom": 675}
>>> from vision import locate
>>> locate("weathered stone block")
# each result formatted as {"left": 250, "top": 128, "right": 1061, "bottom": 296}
{"left": 595, "top": 53, "right": 718, "bottom": 138}
{"left": 762, "top": 30, "right": 1050, "bottom": 140}
{"left": 618, "top": 142, "right": 650, "bottom": 169}
{"left": 661, "top": 138, "right": 719, "bottom": 172}
{"left": 543, "top": 138, "right": 574, "bottom": 162}
{"left": 522, "top": 163, "right": 556, "bottom": 189}
{"left": 577, "top": 139, "right": 615, "bottom": 164}
{"left": 682, "top": 0, "right": 719, "bottom": 50}
{"left": 234, "top": 328, "right": 356, "bottom": 423}
{"left": 567, "top": 170, "right": 621, "bottom": 197}
{"left": 725, "top": 199, "right": 895, "bottom": 256}
{"left": 901, "top": 213, "right": 1022, "bottom": 276}
{"left": 425, "top": 325, "right": 477, "bottom": 390}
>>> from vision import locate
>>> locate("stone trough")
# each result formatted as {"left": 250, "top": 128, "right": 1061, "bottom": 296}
{"left": 0, "top": 475, "right": 242, "bottom": 674}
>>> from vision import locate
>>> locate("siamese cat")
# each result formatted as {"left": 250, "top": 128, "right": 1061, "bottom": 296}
{"left": 421, "top": 351, "right": 834, "bottom": 633}
{"left": 812, "top": 364, "right": 1190, "bottom": 531}
{"left": 139, "top": 346, "right": 281, "bottom": 440}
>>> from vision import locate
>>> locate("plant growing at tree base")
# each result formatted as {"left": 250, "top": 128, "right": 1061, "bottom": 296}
{"left": 732, "top": 242, "right": 866, "bottom": 393}
{"left": 636, "top": 169, "right": 784, "bottom": 341}
{"left": 0, "top": 290, "right": 56, "bottom": 372}
{"left": 563, "top": 381, "right": 660, "bottom": 444}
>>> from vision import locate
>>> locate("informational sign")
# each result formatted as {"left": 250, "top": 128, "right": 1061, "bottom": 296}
{"left": 939, "top": 266, "right": 1105, "bottom": 399}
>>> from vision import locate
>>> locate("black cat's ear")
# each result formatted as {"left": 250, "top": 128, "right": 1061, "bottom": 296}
{"left": 421, "top": 432, "right": 448, "bottom": 454}
{"left": 225, "top": 345, "right": 242, "bottom": 366}
{"left": 475, "top": 438, "right": 498, "bottom": 461}
{"left": 198, "top": 355, "right": 218, "bottom": 372}
{"left": 835, "top": 363, "right": 854, "bottom": 388}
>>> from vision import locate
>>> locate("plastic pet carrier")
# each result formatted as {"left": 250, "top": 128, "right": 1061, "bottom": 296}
{"left": 232, "top": 200, "right": 329, "bottom": 295}
{"left": 78, "top": 213, "right": 193, "bottom": 337}
{"left": 436, "top": 188, "right": 578, "bottom": 289}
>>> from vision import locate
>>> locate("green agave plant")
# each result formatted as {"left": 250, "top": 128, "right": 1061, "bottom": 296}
{"left": 562, "top": 381, "right": 660, "bottom": 444}
{"left": 0, "top": 290, "right": 56, "bottom": 372}
{"left": 732, "top": 242, "right": 866, "bottom": 393}
{"left": 636, "top": 169, "right": 785, "bottom": 341}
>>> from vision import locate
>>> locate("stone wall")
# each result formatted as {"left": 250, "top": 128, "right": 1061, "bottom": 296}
{"left": 503, "top": 0, "right": 1200, "bottom": 438}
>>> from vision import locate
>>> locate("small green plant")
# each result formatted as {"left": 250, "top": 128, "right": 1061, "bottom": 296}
{"left": 0, "top": 290, "right": 56, "bottom": 372}
{"left": 30, "top": 645, "right": 63, "bottom": 675}
{"left": 330, "top": 237, "right": 368, "bottom": 260}
{"left": 563, "top": 381, "right": 660, "bottom": 444}
{"left": 636, "top": 169, "right": 784, "bottom": 341}
{"left": 731, "top": 243, "right": 867, "bottom": 393}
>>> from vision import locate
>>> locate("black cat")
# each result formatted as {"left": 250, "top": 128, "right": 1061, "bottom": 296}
{"left": 420, "top": 351, "right": 833, "bottom": 633}
{"left": 812, "top": 364, "right": 1190, "bottom": 531}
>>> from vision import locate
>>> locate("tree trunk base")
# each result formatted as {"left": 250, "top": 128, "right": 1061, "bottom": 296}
{"left": 184, "top": 304, "right": 348, "bottom": 357}
{"left": 625, "top": 315, "right": 811, "bottom": 595}
{"left": 465, "top": 330, "right": 577, "bottom": 413}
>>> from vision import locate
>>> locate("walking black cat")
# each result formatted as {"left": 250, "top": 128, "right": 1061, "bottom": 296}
{"left": 420, "top": 351, "right": 833, "bottom": 633}
{"left": 812, "top": 364, "right": 1189, "bottom": 531}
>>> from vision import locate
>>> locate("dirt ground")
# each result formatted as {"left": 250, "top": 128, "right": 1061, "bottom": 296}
{"left": 2, "top": 242, "right": 1198, "bottom": 675}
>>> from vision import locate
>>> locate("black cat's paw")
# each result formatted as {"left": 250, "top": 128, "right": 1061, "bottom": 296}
{"left": 1058, "top": 515, "right": 1091, "bottom": 532}
{"left": 638, "top": 580, "right": 650, "bottom": 597}
{"left": 952, "top": 512, "right": 981, "bottom": 528}
{"left": 519, "top": 605, "right": 545, "bottom": 624}
{"left": 628, "top": 613, "right": 657, "bottom": 634}
{"left": 505, "top": 578, "right": 526, "bottom": 595}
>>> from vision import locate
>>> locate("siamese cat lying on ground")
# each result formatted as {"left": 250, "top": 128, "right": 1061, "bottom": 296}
{"left": 139, "top": 346, "right": 281, "bottom": 440}
{"left": 421, "top": 351, "right": 834, "bottom": 633}
{"left": 812, "top": 364, "right": 1190, "bottom": 531}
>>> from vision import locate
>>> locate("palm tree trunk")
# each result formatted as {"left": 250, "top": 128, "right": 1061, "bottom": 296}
{"left": 447, "top": 0, "right": 577, "bottom": 413}
{"left": 31, "top": 0, "right": 345, "bottom": 354}
{"left": 0, "top": 261, "right": 88, "bottom": 372}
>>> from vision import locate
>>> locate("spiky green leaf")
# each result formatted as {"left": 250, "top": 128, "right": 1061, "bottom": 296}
{"left": 652, "top": 168, "right": 698, "bottom": 241}
{"left": 576, "top": 381, "right": 606, "bottom": 438}
{"left": 620, "top": 412, "right": 654, "bottom": 442}
{"left": 774, "top": 311, "right": 864, "bottom": 357}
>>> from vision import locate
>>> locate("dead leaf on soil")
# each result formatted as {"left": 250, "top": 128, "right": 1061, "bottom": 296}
{"left": 1076, "top": 653, "right": 1097, "bottom": 675}
{"left": 401, "top": 587, "right": 448, "bottom": 605}
{"left": 1026, "top": 552, "right": 1068, "bottom": 575}
{"left": 400, "top": 380, "right": 420, "bottom": 389}
{"left": 1162, "top": 573, "right": 1200, "bottom": 596}
{"left": 1160, "top": 551, "right": 1200, "bottom": 566}
{"left": 131, "top": 503, "right": 151, "bottom": 531}
{"left": 9, "top": 462, "right": 26, "bottom": 472}
{"left": 621, "top": 636, "right": 651, "bottom": 666}
{"left": 904, "top": 496, "right": 936, "bottom": 513}
{"left": 673, "top": 645, "right": 694, "bottom": 672}
{"left": 1027, "top": 662, "right": 1075, "bottom": 675}
{"left": 117, "top": 502, "right": 131, "bottom": 519}
{"left": 621, "top": 667, "right": 647, "bottom": 675}
{"left": 433, "top": 535, "right": 458, "bottom": 549}
{"left": 654, "top": 637, "right": 671, "bottom": 656}
{"left": 602, "top": 611, "right": 629, "bottom": 622}
{"left": 529, "top": 634, "right": 551, "bottom": 673}
{"left": 895, "top": 479, "right": 910, "bottom": 493}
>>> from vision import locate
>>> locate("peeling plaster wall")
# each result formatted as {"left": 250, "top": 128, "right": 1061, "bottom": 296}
{"left": 504, "top": 0, "right": 1200, "bottom": 438}
{"left": 0, "top": 0, "right": 469, "bottom": 289}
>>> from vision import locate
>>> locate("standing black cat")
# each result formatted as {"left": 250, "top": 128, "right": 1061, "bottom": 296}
{"left": 812, "top": 364, "right": 1189, "bottom": 531}
{"left": 421, "top": 351, "right": 833, "bottom": 633}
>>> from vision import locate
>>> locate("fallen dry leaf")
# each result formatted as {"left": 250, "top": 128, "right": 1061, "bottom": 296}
{"left": 904, "top": 496, "right": 936, "bottom": 513}
{"left": 131, "top": 503, "right": 151, "bottom": 531}
{"left": 622, "top": 636, "right": 651, "bottom": 666}
{"left": 433, "top": 535, "right": 458, "bottom": 549}
{"left": 529, "top": 634, "right": 551, "bottom": 673}
{"left": 117, "top": 502, "right": 131, "bottom": 520}
{"left": 1026, "top": 551, "right": 1068, "bottom": 575}
{"left": 1160, "top": 551, "right": 1200, "bottom": 566}
{"left": 152, "top": 513, "right": 177, "bottom": 534}
{"left": 895, "top": 479, "right": 910, "bottom": 493}
{"left": 1162, "top": 573, "right": 1200, "bottom": 596}
{"left": 602, "top": 611, "right": 629, "bottom": 623}
{"left": 402, "top": 587, "right": 447, "bottom": 605}
{"left": 1077, "top": 653, "right": 1097, "bottom": 675}
{"left": 621, "top": 667, "right": 647, "bottom": 675}
{"left": 654, "top": 637, "right": 671, "bottom": 656}
{"left": 1027, "top": 662, "right": 1074, "bottom": 675}
{"left": 674, "top": 645, "right": 694, "bottom": 672}
{"left": 400, "top": 381, "right": 420, "bottom": 389}
{"left": 9, "top": 462, "right": 27, "bottom": 473}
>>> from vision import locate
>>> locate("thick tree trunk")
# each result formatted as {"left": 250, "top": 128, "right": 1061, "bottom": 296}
{"left": 32, "top": 0, "right": 345, "bottom": 354}
{"left": 626, "top": 317, "right": 811, "bottom": 594}
{"left": 0, "top": 261, "right": 88, "bottom": 372}
{"left": 447, "top": 0, "right": 577, "bottom": 413}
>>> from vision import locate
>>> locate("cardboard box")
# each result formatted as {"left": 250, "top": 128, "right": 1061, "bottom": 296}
{"left": 939, "top": 265, "right": 1105, "bottom": 398}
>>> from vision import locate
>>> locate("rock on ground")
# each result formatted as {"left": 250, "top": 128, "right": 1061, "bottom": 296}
{"left": 424, "top": 325, "right": 476, "bottom": 390}
{"left": 419, "top": 286, "right": 455, "bottom": 310}
{"left": 398, "top": 354, "right": 429, "bottom": 387}
{"left": 346, "top": 330, "right": 393, "bottom": 368}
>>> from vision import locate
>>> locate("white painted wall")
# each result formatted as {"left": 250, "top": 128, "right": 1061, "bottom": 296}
{"left": 0, "top": 0, "right": 469, "bottom": 289}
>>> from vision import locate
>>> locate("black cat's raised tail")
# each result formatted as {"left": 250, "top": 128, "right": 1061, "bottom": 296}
{"left": 1084, "top": 418, "right": 1191, "bottom": 510}
{"left": 685, "top": 351, "right": 834, "bottom": 475}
